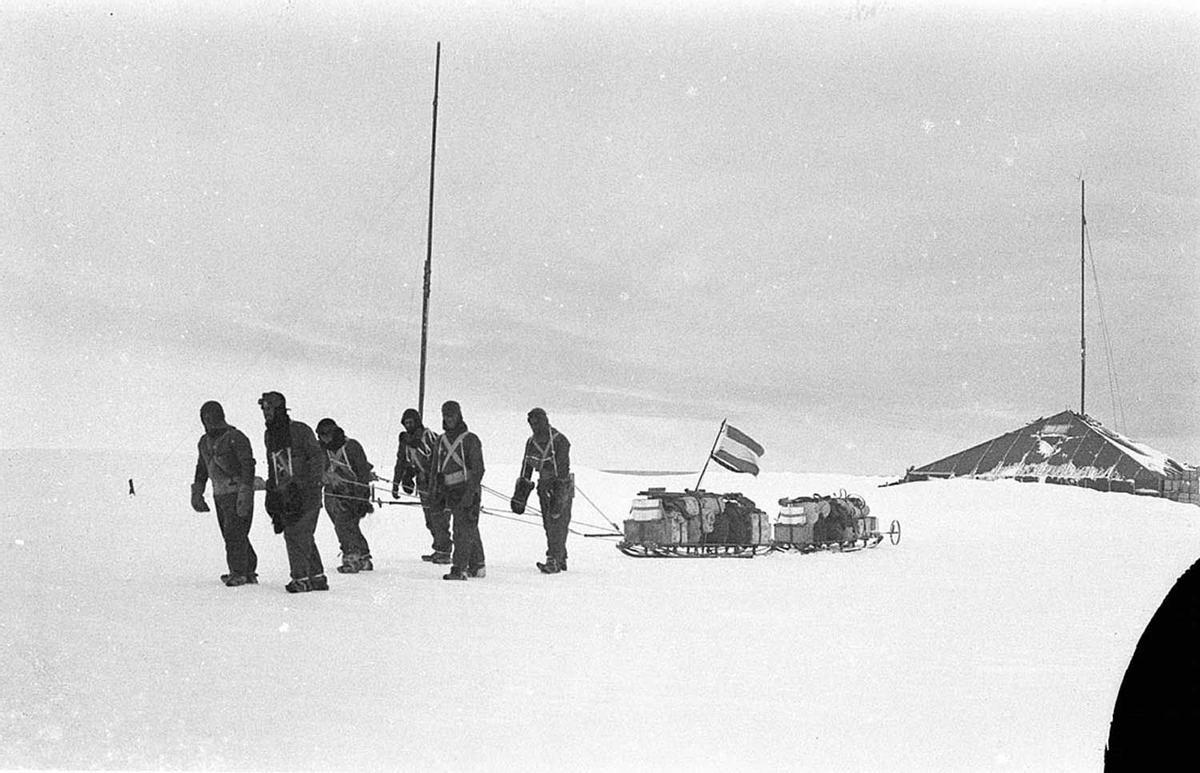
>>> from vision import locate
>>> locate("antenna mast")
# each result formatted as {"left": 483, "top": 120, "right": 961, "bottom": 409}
{"left": 418, "top": 42, "right": 441, "bottom": 417}
{"left": 1080, "top": 178, "right": 1086, "bottom": 415}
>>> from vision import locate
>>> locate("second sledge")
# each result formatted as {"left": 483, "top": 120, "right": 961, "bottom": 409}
{"left": 772, "top": 492, "right": 901, "bottom": 553}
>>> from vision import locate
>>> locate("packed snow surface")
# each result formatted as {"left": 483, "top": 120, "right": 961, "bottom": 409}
{"left": 2, "top": 448, "right": 1197, "bottom": 771}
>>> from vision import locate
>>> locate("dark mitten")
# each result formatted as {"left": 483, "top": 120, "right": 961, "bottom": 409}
{"left": 511, "top": 477, "right": 535, "bottom": 514}
{"left": 265, "top": 489, "right": 286, "bottom": 533}
{"left": 401, "top": 469, "right": 416, "bottom": 495}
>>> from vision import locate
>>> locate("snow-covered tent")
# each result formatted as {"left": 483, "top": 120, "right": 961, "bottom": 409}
{"left": 903, "top": 410, "right": 1198, "bottom": 502}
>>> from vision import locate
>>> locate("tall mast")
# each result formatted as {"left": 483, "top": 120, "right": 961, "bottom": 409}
{"left": 418, "top": 42, "right": 441, "bottom": 417}
{"left": 1080, "top": 178, "right": 1086, "bottom": 415}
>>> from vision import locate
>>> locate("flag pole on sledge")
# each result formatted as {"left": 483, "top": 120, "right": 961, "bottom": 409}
{"left": 693, "top": 418, "right": 727, "bottom": 492}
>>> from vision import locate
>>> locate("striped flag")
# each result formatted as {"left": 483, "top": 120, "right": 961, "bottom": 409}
{"left": 711, "top": 424, "right": 764, "bottom": 476}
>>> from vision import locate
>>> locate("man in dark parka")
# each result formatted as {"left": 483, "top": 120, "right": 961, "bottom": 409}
{"left": 192, "top": 400, "right": 258, "bottom": 586}
{"left": 436, "top": 400, "right": 486, "bottom": 580}
{"left": 520, "top": 407, "right": 574, "bottom": 574}
{"left": 260, "top": 391, "right": 328, "bottom": 593}
{"left": 393, "top": 408, "right": 452, "bottom": 563}
{"left": 317, "top": 417, "right": 375, "bottom": 574}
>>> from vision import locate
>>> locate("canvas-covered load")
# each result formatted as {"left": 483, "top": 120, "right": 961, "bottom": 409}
{"left": 815, "top": 497, "right": 856, "bottom": 543}
{"left": 708, "top": 493, "right": 771, "bottom": 545}
{"left": 777, "top": 492, "right": 876, "bottom": 545}
{"left": 638, "top": 488, "right": 723, "bottom": 540}
{"left": 628, "top": 489, "right": 769, "bottom": 546}
{"left": 747, "top": 509, "right": 771, "bottom": 545}
{"left": 840, "top": 495, "right": 870, "bottom": 519}
{"left": 659, "top": 491, "right": 723, "bottom": 534}
{"left": 618, "top": 489, "right": 784, "bottom": 557}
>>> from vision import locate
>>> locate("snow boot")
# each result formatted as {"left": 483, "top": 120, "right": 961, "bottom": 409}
{"left": 423, "top": 550, "right": 453, "bottom": 564}
{"left": 559, "top": 559, "right": 567, "bottom": 572}
{"left": 443, "top": 567, "right": 467, "bottom": 581}
{"left": 537, "top": 558, "right": 561, "bottom": 574}
{"left": 337, "top": 553, "right": 361, "bottom": 574}
{"left": 467, "top": 565, "right": 486, "bottom": 578}
{"left": 223, "top": 572, "right": 259, "bottom": 584}
{"left": 285, "top": 577, "right": 312, "bottom": 593}
{"left": 358, "top": 554, "right": 374, "bottom": 571}
{"left": 310, "top": 573, "right": 329, "bottom": 591}
{"left": 224, "top": 574, "right": 252, "bottom": 587}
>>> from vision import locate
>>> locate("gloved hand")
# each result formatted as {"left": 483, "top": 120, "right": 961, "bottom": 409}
{"left": 190, "top": 483, "right": 210, "bottom": 513}
{"left": 400, "top": 470, "right": 415, "bottom": 496}
{"left": 253, "top": 476, "right": 267, "bottom": 491}
{"left": 511, "top": 477, "right": 534, "bottom": 514}
{"left": 391, "top": 481, "right": 401, "bottom": 499}
{"left": 236, "top": 486, "right": 253, "bottom": 519}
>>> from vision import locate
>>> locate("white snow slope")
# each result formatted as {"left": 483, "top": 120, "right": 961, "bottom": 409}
{"left": 2, "top": 448, "right": 1197, "bottom": 771}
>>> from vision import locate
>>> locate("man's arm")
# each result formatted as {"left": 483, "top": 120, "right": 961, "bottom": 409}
{"left": 519, "top": 437, "right": 535, "bottom": 480}
{"left": 348, "top": 440, "right": 373, "bottom": 483}
{"left": 232, "top": 430, "right": 256, "bottom": 488}
{"left": 193, "top": 438, "right": 209, "bottom": 489}
{"left": 555, "top": 432, "right": 571, "bottom": 478}
{"left": 466, "top": 433, "right": 485, "bottom": 489}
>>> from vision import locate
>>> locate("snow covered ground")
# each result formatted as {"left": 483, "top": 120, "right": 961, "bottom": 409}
{"left": 2, "top": 447, "right": 1197, "bottom": 771}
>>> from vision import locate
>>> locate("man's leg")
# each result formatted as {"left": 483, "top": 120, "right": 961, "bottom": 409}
{"left": 468, "top": 499, "right": 485, "bottom": 573}
{"left": 214, "top": 494, "right": 250, "bottom": 575}
{"left": 284, "top": 506, "right": 322, "bottom": 579}
{"left": 424, "top": 499, "right": 453, "bottom": 554}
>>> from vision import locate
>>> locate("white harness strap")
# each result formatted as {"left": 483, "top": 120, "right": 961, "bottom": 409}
{"left": 406, "top": 428, "right": 436, "bottom": 473}
{"left": 528, "top": 428, "right": 560, "bottom": 478}
{"left": 439, "top": 433, "right": 469, "bottom": 486}
{"left": 326, "top": 446, "right": 355, "bottom": 486}
{"left": 270, "top": 448, "right": 294, "bottom": 483}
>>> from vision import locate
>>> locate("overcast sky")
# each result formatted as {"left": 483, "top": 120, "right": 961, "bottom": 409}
{"left": 2, "top": 0, "right": 1197, "bottom": 473}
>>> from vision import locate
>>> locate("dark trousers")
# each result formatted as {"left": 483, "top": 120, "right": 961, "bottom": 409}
{"left": 449, "top": 492, "right": 485, "bottom": 572}
{"left": 325, "top": 494, "right": 371, "bottom": 557}
{"left": 422, "top": 495, "right": 452, "bottom": 553}
{"left": 214, "top": 493, "right": 257, "bottom": 576}
{"left": 537, "top": 477, "right": 573, "bottom": 562}
{"left": 283, "top": 506, "right": 325, "bottom": 580}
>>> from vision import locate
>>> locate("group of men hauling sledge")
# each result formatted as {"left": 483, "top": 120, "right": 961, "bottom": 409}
{"left": 191, "top": 392, "right": 573, "bottom": 593}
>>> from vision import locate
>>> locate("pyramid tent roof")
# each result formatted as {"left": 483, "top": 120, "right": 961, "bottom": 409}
{"left": 905, "top": 410, "right": 1188, "bottom": 491}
